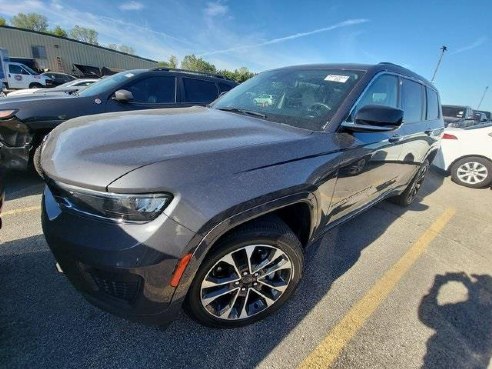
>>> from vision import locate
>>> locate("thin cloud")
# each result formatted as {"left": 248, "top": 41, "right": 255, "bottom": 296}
{"left": 204, "top": 1, "right": 228, "bottom": 17}
{"left": 199, "top": 19, "right": 369, "bottom": 56}
{"left": 119, "top": 1, "right": 144, "bottom": 11}
{"left": 450, "top": 36, "right": 487, "bottom": 55}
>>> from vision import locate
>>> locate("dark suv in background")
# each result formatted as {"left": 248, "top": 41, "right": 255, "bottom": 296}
{"left": 40, "top": 63, "right": 444, "bottom": 328}
{"left": 0, "top": 68, "right": 237, "bottom": 170}
{"left": 442, "top": 104, "right": 475, "bottom": 127}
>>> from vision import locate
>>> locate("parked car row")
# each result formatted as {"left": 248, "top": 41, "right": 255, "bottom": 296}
{"left": 36, "top": 62, "right": 445, "bottom": 327}
{"left": 4, "top": 78, "right": 99, "bottom": 98}
{"left": 442, "top": 104, "right": 491, "bottom": 128}
{"left": 0, "top": 68, "right": 237, "bottom": 171}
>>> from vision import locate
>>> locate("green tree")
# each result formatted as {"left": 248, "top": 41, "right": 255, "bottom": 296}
{"left": 168, "top": 55, "right": 178, "bottom": 68}
{"left": 51, "top": 25, "right": 67, "bottom": 37}
{"left": 11, "top": 12, "right": 48, "bottom": 32}
{"left": 107, "top": 43, "right": 135, "bottom": 54}
{"left": 217, "top": 67, "right": 255, "bottom": 83}
{"left": 181, "top": 54, "right": 216, "bottom": 73}
{"left": 70, "top": 25, "right": 98, "bottom": 45}
{"left": 0, "top": 17, "right": 6, "bottom": 26}
{"left": 118, "top": 45, "right": 135, "bottom": 54}
{"left": 157, "top": 55, "right": 178, "bottom": 68}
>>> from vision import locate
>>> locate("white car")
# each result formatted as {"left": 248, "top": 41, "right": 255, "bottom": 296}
{"left": 433, "top": 123, "right": 492, "bottom": 188}
{"left": 5, "top": 79, "right": 98, "bottom": 97}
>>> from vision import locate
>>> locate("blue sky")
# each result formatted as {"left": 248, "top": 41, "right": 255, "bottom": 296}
{"left": 1, "top": 0, "right": 491, "bottom": 111}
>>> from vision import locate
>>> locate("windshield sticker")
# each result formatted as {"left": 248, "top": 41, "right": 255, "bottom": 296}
{"left": 325, "top": 74, "right": 350, "bottom": 83}
{"left": 125, "top": 73, "right": 134, "bottom": 78}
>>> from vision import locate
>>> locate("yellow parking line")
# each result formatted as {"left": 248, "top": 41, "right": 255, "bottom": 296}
{"left": 2, "top": 206, "right": 41, "bottom": 217}
{"left": 297, "top": 207, "right": 456, "bottom": 369}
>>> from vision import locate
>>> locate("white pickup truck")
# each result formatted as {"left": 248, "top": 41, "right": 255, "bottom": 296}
{"left": 1, "top": 48, "right": 52, "bottom": 90}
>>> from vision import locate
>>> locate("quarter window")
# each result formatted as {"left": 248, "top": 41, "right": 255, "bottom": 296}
{"left": 183, "top": 78, "right": 219, "bottom": 103}
{"left": 401, "top": 79, "right": 424, "bottom": 123}
{"left": 218, "top": 82, "right": 233, "bottom": 93}
{"left": 125, "top": 76, "right": 176, "bottom": 104}
{"left": 426, "top": 88, "right": 440, "bottom": 120}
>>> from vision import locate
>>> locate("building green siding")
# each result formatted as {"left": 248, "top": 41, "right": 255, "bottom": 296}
{"left": 0, "top": 26, "right": 157, "bottom": 74}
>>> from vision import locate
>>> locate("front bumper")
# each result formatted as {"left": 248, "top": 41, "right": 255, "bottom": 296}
{"left": 41, "top": 185, "right": 197, "bottom": 325}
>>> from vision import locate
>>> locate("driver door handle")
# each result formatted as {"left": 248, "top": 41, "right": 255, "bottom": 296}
{"left": 388, "top": 134, "right": 401, "bottom": 143}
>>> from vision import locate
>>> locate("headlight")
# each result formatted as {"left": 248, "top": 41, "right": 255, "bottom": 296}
{"left": 53, "top": 182, "right": 172, "bottom": 223}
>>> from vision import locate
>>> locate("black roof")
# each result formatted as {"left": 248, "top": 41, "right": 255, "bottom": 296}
{"left": 151, "top": 67, "right": 236, "bottom": 82}
{"left": 0, "top": 25, "right": 157, "bottom": 63}
{"left": 268, "top": 62, "right": 436, "bottom": 89}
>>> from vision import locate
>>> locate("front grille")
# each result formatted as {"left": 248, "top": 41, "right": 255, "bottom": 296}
{"left": 89, "top": 269, "right": 142, "bottom": 304}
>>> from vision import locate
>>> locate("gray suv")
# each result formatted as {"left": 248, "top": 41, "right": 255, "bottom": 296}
{"left": 40, "top": 63, "right": 444, "bottom": 328}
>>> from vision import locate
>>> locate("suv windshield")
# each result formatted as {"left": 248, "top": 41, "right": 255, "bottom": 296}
{"left": 212, "top": 68, "right": 364, "bottom": 131}
{"left": 78, "top": 70, "right": 145, "bottom": 97}
{"left": 442, "top": 106, "right": 466, "bottom": 118}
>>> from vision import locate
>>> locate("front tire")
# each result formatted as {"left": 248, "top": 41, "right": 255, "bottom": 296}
{"left": 450, "top": 156, "right": 492, "bottom": 188}
{"left": 29, "top": 83, "right": 43, "bottom": 89}
{"left": 185, "top": 216, "right": 304, "bottom": 328}
{"left": 391, "top": 160, "right": 429, "bottom": 207}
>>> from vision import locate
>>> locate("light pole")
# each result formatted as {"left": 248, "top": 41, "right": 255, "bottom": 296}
{"left": 431, "top": 45, "right": 448, "bottom": 83}
{"left": 477, "top": 86, "right": 489, "bottom": 110}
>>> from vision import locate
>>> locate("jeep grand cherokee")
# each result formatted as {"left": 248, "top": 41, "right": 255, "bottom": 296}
{"left": 40, "top": 63, "right": 444, "bottom": 328}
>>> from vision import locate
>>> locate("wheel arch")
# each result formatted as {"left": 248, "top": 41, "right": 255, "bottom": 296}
{"left": 171, "top": 191, "right": 319, "bottom": 302}
{"left": 449, "top": 154, "right": 492, "bottom": 172}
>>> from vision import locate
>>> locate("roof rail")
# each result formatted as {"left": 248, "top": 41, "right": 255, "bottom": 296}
{"left": 378, "top": 62, "right": 400, "bottom": 66}
{"left": 151, "top": 67, "right": 233, "bottom": 81}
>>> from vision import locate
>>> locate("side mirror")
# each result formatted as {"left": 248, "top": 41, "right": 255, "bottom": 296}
{"left": 113, "top": 89, "right": 133, "bottom": 102}
{"left": 342, "top": 105, "right": 404, "bottom": 132}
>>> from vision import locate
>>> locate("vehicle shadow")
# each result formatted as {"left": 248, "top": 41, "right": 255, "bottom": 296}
{"left": 4, "top": 170, "right": 44, "bottom": 201}
{"left": 418, "top": 272, "right": 492, "bottom": 369}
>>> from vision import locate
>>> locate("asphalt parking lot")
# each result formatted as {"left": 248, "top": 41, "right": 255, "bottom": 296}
{"left": 1, "top": 169, "right": 491, "bottom": 369}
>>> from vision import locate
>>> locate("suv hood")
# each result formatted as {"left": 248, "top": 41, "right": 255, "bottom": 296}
{"left": 0, "top": 93, "right": 80, "bottom": 125}
{"left": 0, "top": 93, "right": 74, "bottom": 104}
{"left": 41, "top": 106, "right": 313, "bottom": 190}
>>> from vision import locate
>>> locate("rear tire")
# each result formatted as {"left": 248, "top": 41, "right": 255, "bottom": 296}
{"left": 450, "top": 156, "right": 492, "bottom": 188}
{"left": 185, "top": 216, "right": 304, "bottom": 328}
{"left": 391, "top": 159, "right": 429, "bottom": 207}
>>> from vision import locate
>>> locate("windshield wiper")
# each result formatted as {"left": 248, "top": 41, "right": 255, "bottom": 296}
{"left": 217, "top": 107, "right": 267, "bottom": 119}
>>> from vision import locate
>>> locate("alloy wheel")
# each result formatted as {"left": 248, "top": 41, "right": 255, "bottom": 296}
{"left": 199, "top": 244, "right": 293, "bottom": 321}
{"left": 456, "top": 162, "right": 488, "bottom": 185}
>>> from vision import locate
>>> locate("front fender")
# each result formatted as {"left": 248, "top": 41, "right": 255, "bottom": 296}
{"left": 170, "top": 190, "right": 319, "bottom": 303}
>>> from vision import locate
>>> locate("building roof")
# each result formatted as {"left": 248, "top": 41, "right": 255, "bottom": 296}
{"left": 0, "top": 25, "right": 157, "bottom": 63}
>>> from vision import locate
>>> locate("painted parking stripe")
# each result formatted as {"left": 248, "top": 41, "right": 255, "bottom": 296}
{"left": 2, "top": 206, "right": 41, "bottom": 217}
{"left": 297, "top": 207, "right": 456, "bottom": 369}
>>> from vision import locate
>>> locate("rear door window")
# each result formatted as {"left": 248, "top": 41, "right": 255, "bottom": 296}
{"left": 426, "top": 88, "right": 440, "bottom": 120}
{"left": 183, "top": 78, "right": 219, "bottom": 103}
{"left": 125, "top": 76, "right": 176, "bottom": 104}
{"left": 401, "top": 79, "right": 424, "bottom": 123}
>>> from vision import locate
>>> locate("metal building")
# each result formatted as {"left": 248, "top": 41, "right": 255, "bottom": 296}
{"left": 0, "top": 25, "right": 158, "bottom": 76}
